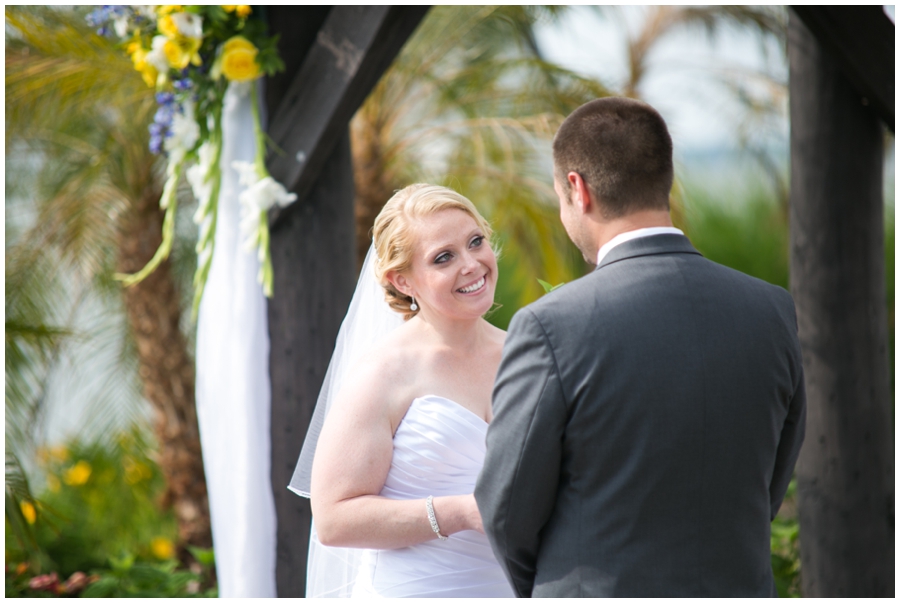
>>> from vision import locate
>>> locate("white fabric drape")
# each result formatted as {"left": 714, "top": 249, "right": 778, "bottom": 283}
{"left": 195, "top": 83, "right": 277, "bottom": 598}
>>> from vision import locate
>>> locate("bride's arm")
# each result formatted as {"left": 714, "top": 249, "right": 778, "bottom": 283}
{"left": 309, "top": 361, "right": 481, "bottom": 549}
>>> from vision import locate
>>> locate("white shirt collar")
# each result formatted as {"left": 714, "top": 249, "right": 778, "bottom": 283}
{"left": 596, "top": 227, "right": 684, "bottom": 266}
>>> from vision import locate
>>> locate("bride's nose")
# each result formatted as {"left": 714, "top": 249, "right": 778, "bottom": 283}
{"left": 460, "top": 250, "right": 479, "bottom": 274}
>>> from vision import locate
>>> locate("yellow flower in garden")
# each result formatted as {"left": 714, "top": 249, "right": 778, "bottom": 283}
{"left": 50, "top": 445, "right": 69, "bottom": 463}
{"left": 223, "top": 5, "right": 252, "bottom": 18}
{"left": 63, "top": 460, "right": 92, "bottom": 486}
{"left": 46, "top": 474, "right": 61, "bottom": 493}
{"left": 19, "top": 501, "right": 36, "bottom": 524}
{"left": 219, "top": 36, "right": 260, "bottom": 81}
{"left": 151, "top": 537, "right": 175, "bottom": 560}
{"left": 123, "top": 456, "right": 152, "bottom": 485}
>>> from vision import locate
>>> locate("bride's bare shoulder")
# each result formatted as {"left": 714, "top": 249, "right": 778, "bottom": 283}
{"left": 336, "top": 322, "right": 421, "bottom": 413}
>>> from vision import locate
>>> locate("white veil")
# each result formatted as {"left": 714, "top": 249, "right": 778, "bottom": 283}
{"left": 288, "top": 243, "right": 404, "bottom": 597}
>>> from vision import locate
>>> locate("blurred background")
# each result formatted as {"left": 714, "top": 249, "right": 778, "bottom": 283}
{"left": 5, "top": 5, "right": 894, "bottom": 597}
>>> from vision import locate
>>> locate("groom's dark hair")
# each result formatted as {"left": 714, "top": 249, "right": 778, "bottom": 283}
{"left": 553, "top": 97, "right": 673, "bottom": 218}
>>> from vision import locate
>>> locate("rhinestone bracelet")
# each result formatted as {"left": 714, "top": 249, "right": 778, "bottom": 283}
{"left": 426, "top": 495, "right": 448, "bottom": 541}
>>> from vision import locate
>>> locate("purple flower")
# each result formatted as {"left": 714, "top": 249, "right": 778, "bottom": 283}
{"left": 155, "top": 91, "right": 176, "bottom": 106}
{"left": 173, "top": 78, "right": 193, "bottom": 91}
{"left": 149, "top": 134, "right": 164, "bottom": 155}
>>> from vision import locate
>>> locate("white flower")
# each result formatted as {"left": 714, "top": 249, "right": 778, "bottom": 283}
{"left": 231, "top": 160, "right": 260, "bottom": 187}
{"left": 188, "top": 142, "right": 217, "bottom": 223}
{"left": 146, "top": 35, "right": 170, "bottom": 72}
{"left": 236, "top": 176, "right": 296, "bottom": 253}
{"left": 171, "top": 12, "right": 203, "bottom": 40}
{"left": 114, "top": 16, "right": 129, "bottom": 38}
{"left": 134, "top": 6, "right": 157, "bottom": 20}
{"left": 164, "top": 101, "right": 200, "bottom": 164}
{"left": 239, "top": 177, "right": 297, "bottom": 212}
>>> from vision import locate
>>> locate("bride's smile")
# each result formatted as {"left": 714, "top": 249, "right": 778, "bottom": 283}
{"left": 457, "top": 275, "right": 486, "bottom": 294}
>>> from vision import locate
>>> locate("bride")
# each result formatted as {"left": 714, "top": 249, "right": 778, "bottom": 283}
{"left": 289, "top": 184, "right": 514, "bottom": 597}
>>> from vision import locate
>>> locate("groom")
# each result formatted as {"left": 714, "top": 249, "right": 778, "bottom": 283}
{"left": 475, "top": 98, "right": 806, "bottom": 597}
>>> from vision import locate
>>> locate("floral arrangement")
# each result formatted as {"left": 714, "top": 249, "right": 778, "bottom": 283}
{"left": 86, "top": 5, "right": 295, "bottom": 313}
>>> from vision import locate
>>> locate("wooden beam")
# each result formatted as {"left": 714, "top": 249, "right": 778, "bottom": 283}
{"left": 790, "top": 6, "right": 894, "bottom": 131}
{"left": 788, "top": 12, "right": 894, "bottom": 597}
{"left": 266, "top": 5, "right": 429, "bottom": 229}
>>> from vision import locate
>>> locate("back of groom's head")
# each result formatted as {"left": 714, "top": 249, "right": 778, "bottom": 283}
{"left": 553, "top": 97, "right": 674, "bottom": 218}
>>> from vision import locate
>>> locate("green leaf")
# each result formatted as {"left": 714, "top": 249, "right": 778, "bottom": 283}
{"left": 187, "top": 545, "right": 215, "bottom": 568}
{"left": 537, "top": 278, "right": 565, "bottom": 293}
{"left": 80, "top": 576, "right": 118, "bottom": 598}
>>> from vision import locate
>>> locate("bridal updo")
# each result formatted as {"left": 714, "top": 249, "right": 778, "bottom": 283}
{"left": 372, "top": 184, "right": 493, "bottom": 320}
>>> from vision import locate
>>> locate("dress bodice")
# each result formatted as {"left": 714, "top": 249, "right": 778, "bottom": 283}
{"left": 352, "top": 395, "right": 514, "bottom": 598}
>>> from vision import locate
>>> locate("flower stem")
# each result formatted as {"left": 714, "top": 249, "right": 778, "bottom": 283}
{"left": 115, "top": 159, "right": 185, "bottom": 287}
{"left": 250, "top": 83, "right": 268, "bottom": 180}
{"left": 191, "top": 102, "right": 224, "bottom": 319}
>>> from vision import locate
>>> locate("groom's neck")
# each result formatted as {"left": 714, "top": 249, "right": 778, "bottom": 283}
{"left": 591, "top": 208, "right": 674, "bottom": 252}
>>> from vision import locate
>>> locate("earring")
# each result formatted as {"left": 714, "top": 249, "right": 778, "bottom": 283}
{"left": 410, "top": 296, "right": 418, "bottom": 311}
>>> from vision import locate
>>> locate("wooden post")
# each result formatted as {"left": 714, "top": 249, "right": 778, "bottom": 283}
{"left": 788, "top": 10, "right": 894, "bottom": 597}
{"left": 267, "top": 133, "right": 356, "bottom": 597}
{"left": 263, "top": 7, "right": 428, "bottom": 596}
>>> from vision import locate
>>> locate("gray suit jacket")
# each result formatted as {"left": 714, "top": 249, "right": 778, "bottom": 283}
{"left": 475, "top": 234, "right": 805, "bottom": 597}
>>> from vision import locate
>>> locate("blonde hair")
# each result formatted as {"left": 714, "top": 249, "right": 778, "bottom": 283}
{"left": 372, "top": 184, "right": 493, "bottom": 320}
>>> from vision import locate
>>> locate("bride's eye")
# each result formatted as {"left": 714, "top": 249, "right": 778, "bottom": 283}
{"left": 435, "top": 252, "right": 451, "bottom": 264}
{"left": 470, "top": 236, "right": 484, "bottom": 248}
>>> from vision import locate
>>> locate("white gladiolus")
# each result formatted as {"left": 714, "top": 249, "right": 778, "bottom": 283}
{"left": 240, "top": 177, "right": 298, "bottom": 212}
{"left": 171, "top": 12, "right": 203, "bottom": 40}
{"left": 189, "top": 142, "right": 217, "bottom": 223}
{"left": 165, "top": 101, "right": 200, "bottom": 167}
{"left": 231, "top": 161, "right": 260, "bottom": 187}
{"left": 232, "top": 160, "right": 297, "bottom": 253}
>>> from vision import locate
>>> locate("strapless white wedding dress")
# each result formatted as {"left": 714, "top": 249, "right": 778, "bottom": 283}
{"left": 350, "top": 395, "right": 514, "bottom": 598}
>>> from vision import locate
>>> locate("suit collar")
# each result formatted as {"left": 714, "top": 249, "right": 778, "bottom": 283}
{"left": 595, "top": 233, "right": 701, "bottom": 271}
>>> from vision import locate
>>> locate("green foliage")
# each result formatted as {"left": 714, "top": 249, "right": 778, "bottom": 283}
{"left": 5, "top": 428, "right": 176, "bottom": 577}
{"left": 5, "top": 427, "right": 217, "bottom": 597}
{"left": 771, "top": 479, "right": 801, "bottom": 597}
{"left": 681, "top": 184, "right": 789, "bottom": 289}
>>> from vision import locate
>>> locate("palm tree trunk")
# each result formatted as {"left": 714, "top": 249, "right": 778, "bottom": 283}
{"left": 351, "top": 108, "right": 397, "bottom": 270}
{"left": 117, "top": 184, "right": 212, "bottom": 551}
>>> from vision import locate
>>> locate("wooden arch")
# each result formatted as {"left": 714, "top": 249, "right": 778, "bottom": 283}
{"left": 260, "top": 6, "right": 894, "bottom": 597}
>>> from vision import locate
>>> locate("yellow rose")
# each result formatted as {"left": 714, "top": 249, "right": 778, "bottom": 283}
{"left": 20, "top": 501, "right": 36, "bottom": 525}
{"left": 157, "top": 5, "right": 183, "bottom": 16}
{"left": 150, "top": 537, "right": 175, "bottom": 560}
{"left": 219, "top": 36, "right": 260, "bottom": 82}
{"left": 222, "top": 5, "right": 251, "bottom": 17}
{"left": 63, "top": 460, "right": 92, "bottom": 486}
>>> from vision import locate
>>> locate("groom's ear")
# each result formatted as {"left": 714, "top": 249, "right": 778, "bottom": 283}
{"left": 566, "top": 171, "right": 594, "bottom": 215}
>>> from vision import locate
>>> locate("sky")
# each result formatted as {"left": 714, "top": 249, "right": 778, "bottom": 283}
{"left": 534, "top": 6, "right": 789, "bottom": 153}
{"left": 535, "top": 5, "right": 895, "bottom": 202}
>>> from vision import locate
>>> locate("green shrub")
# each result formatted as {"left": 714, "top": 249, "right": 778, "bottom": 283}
{"left": 5, "top": 427, "right": 216, "bottom": 597}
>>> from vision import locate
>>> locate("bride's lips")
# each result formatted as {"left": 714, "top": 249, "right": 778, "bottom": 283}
{"left": 456, "top": 274, "right": 488, "bottom": 295}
